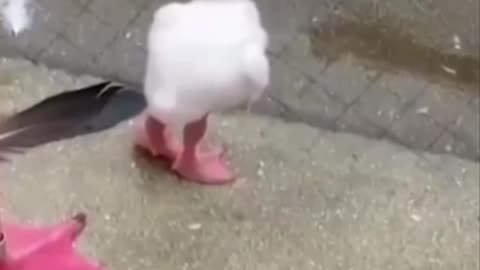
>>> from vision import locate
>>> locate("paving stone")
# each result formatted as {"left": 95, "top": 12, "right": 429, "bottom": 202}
{"left": 471, "top": 96, "right": 480, "bottom": 114}
{"left": 412, "top": 83, "right": 471, "bottom": 127}
{"left": 38, "top": 36, "right": 93, "bottom": 75}
{"left": 122, "top": 10, "right": 152, "bottom": 50}
{"left": 8, "top": 6, "right": 59, "bottom": 59}
{"left": 77, "top": 0, "right": 90, "bottom": 6}
{"left": 281, "top": 33, "right": 327, "bottom": 80}
{"left": 87, "top": 0, "right": 139, "bottom": 33}
{"left": 95, "top": 37, "right": 146, "bottom": 85}
{"left": 36, "top": 0, "right": 85, "bottom": 34}
{"left": 448, "top": 106, "right": 480, "bottom": 158}
{"left": 353, "top": 82, "right": 405, "bottom": 131}
{"left": 293, "top": 82, "right": 347, "bottom": 128}
{"left": 0, "top": 37, "right": 19, "bottom": 57}
{"left": 308, "top": 0, "right": 338, "bottom": 27}
{"left": 376, "top": 72, "right": 428, "bottom": 105}
{"left": 0, "top": 28, "right": 30, "bottom": 58}
{"left": 145, "top": 0, "right": 178, "bottom": 10}
{"left": 268, "top": 58, "right": 313, "bottom": 110}
{"left": 320, "top": 55, "right": 379, "bottom": 105}
{"left": 336, "top": 107, "right": 385, "bottom": 138}
{"left": 430, "top": 131, "right": 477, "bottom": 161}
{"left": 255, "top": 0, "right": 316, "bottom": 54}
{"left": 389, "top": 108, "right": 444, "bottom": 150}
{"left": 63, "top": 11, "right": 119, "bottom": 57}
{"left": 249, "top": 94, "right": 288, "bottom": 119}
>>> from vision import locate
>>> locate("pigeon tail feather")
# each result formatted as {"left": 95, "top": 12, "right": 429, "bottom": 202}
{"left": 0, "top": 81, "right": 129, "bottom": 161}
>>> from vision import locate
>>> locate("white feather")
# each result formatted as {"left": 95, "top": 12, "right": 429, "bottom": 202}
{"left": 144, "top": 0, "right": 270, "bottom": 131}
{"left": 1, "top": 0, "right": 31, "bottom": 35}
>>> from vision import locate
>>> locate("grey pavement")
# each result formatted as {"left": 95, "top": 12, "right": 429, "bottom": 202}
{"left": 0, "top": 58, "right": 479, "bottom": 270}
{"left": 0, "top": 0, "right": 479, "bottom": 162}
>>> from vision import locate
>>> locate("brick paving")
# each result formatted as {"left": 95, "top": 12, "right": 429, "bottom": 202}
{"left": 0, "top": 0, "right": 478, "bottom": 161}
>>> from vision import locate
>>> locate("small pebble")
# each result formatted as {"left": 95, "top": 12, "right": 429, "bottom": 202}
{"left": 445, "top": 144, "right": 452, "bottom": 152}
{"left": 441, "top": 65, "right": 457, "bottom": 75}
{"left": 410, "top": 214, "right": 422, "bottom": 222}
{"left": 188, "top": 223, "right": 202, "bottom": 230}
{"left": 453, "top": 35, "right": 462, "bottom": 50}
{"left": 416, "top": 107, "right": 429, "bottom": 114}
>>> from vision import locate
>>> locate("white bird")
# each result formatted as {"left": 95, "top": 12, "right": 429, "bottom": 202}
{"left": 134, "top": 0, "right": 270, "bottom": 184}
{"left": 0, "top": 0, "right": 31, "bottom": 36}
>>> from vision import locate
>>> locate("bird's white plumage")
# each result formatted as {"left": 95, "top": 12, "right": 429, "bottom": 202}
{"left": 144, "top": 0, "right": 270, "bottom": 131}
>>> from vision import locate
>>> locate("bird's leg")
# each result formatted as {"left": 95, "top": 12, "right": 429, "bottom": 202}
{"left": 173, "top": 115, "right": 234, "bottom": 184}
{"left": 133, "top": 112, "right": 181, "bottom": 161}
{"left": 197, "top": 138, "right": 226, "bottom": 158}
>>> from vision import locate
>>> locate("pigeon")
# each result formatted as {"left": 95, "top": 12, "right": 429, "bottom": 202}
{"left": 135, "top": 0, "right": 270, "bottom": 184}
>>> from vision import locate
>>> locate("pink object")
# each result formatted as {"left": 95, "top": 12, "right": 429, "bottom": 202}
{"left": 0, "top": 213, "right": 103, "bottom": 270}
{"left": 134, "top": 113, "right": 181, "bottom": 161}
{"left": 134, "top": 114, "right": 234, "bottom": 185}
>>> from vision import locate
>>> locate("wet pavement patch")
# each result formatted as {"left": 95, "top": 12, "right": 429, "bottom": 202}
{"left": 309, "top": 19, "right": 480, "bottom": 92}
